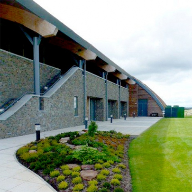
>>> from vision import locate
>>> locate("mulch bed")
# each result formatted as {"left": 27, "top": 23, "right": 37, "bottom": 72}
{"left": 17, "top": 138, "right": 134, "bottom": 192}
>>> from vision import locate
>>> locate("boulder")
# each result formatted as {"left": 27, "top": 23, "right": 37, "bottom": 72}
{"left": 67, "top": 164, "right": 79, "bottom": 169}
{"left": 81, "top": 165, "right": 95, "bottom": 170}
{"left": 80, "top": 170, "right": 98, "bottom": 181}
{"left": 65, "top": 143, "right": 76, "bottom": 149}
{"left": 59, "top": 137, "right": 70, "bottom": 144}
{"left": 29, "top": 150, "right": 37, "bottom": 153}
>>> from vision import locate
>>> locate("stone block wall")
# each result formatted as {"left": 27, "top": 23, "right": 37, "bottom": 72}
{"left": 0, "top": 49, "right": 61, "bottom": 106}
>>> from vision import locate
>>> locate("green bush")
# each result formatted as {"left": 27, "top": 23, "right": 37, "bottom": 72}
{"left": 103, "top": 162, "right": 111, "bottom": 168}
{"left": 99, "top": 188, "right": 109, "bottom": 192}
{"left": 113, "top": 174, "right": 123, "bottom": 180}
{"left": 112, "top": 168, "right": 121, "bottom": 173}
{"left": 72, "top": 177, "right": 82, "bottom": 184}
{"left": 100, "top": 169, "right": 110, "bottom": 176}
{"left": 86, "top": 185, "right": 98, "bottom": 192}
{"left": 58, "top": 181, "right": 68, "bottom": 190}
{"left": 88, "top": 121, "right": 98, "bottom": 137}
{"left": 72, "top": 166, "right": 81, "bottom": 172}
{"left": 17, "top": 146, "right": 30, "bottom": 155}
{"left": 110, "top": 179, "right": 120, "bottom": 186}
{"left": 63, "top": 170, "right": 72, "bottom": 176}
{"left": 57, "top": 175, "right": 65, "bottom": 182}
{"left": 61, "top": 165, "right": 69, "bottom": 170}
{"left": 107, "top": 160, "right": 114, "bottom": 165}
{"left": 97, "top": 159, "right": 104, "bottom": 164}
{"left": 118, "top": 164, "right": 126, "bottom": 169}
{"left": 71, "top": 171, "right": 80, "bottom": 178}
{"left": 72, "top": 145, "right": 106, "bottom": 164}
{"left": 97, "top": 174, "right": 106, "bottom": 181}
{"left": 114, "top": 187, "right": 124, "bottom": 192}
{"left": 88, "top": 180, "right": 98, "bottom": 186}
{"left": 103, "top": 182, "right": 111, "bottom": 189}
{"left": 20, "top": 152, "right": 38, "bottom": 163}
{"left": 50, "top": 170, "right": 60, "bottom": 178}
{"left": 73, "top": 183, "right": 84, "bottom": 191}
{"left": 95, "top": 163, "right": 103, "bottom": 170}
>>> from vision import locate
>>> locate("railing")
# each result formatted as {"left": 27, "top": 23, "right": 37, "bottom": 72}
{"left": 0, "top": 66, "right": 78, "bottom": 116}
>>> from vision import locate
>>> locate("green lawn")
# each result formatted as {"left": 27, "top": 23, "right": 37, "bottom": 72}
{"left": 129, "top": 118, "right": 192, "bottom": 192}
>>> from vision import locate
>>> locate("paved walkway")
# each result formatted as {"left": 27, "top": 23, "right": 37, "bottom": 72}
{"left": 0, "top": 117, "right": 161, "bottom": 192}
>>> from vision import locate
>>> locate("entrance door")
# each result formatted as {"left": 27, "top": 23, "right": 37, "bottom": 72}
{"left": 90, "top": 99, "right": 96, "bottom": 121}
{"left": 138, "top": 99, "right": 148, "bottom": 116}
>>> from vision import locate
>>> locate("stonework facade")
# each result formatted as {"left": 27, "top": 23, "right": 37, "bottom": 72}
{"left": 0, "top": 49, "right": 61, "bottom": 106}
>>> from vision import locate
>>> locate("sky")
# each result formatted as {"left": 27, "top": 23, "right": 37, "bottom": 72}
{"left": 34, "top": 0, "right": 192, "bottom": 107}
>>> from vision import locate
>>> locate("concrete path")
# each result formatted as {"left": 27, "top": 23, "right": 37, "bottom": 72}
{"left": 0, "top": 117, "right": 161, "bottom": 192}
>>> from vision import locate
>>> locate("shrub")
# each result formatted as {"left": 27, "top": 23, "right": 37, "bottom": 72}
{"left": 20, "top": 152, "right": 38, "bottom": 163}
{"left": 86, "top": 185, "right": 98, "bottom": 192}
{"left": 110, "top": 179, "right": 120, "bottom": 186}
{"left": 72, "top": 166, "right": 81, "bottom": 172}
{"left": 88, "top": 121, "right": 98, "bottom": 137}
{"left": 60, "top": 165, "right": 69, "bottom": 170}
{"left": 118, "top": 164, "right": 126, "bottom": 169}
{"left": 17, "top": 146, "right": 30, "bottom": 155}
{"left": 72, "top": 177, "right": 82, "bottom": 184}
{"left": 97, "top": 174, "right": 106, "bottom": 181}
{"left": 73, "top": 183, "right": 84, "bottom": 191}
{"left": 107, "top": 160, "right": 114, "bottom": 165}
{"left": 71, "top": 171, "right": 80, "bottom": 178}
{"left": 72, "top": 145, "right": 106, "bottom": 164}
{"left": 88, "top": 180, "right": 98, "bottom": 186}
{"left": 113, "top": 174, "right": 123, "bottom": 180}
{"left": 58, "top": 181, "right": 68, "bottom": 190}
{"left": 97, "top": 159, "right": 104, "bottom": 164}
{"left": 57, "top": 175, "right": 65, "bottom": 182}
{"left": 95, "top": 163, "right": 103, "bottom": 170}
{"left": 103, "top": 182, "right": 111, "bottom": 189}
{"left": 63, "top": 170, "right": 72, "bottom": 176}
{"left": 50, "top": 170, "right": 60, "bottom": 178}
{"left": 100, "top": 169, "right": 110, "bottom": 176}
{"left": 112, "top": 168, "right": 121, "bottom": 173}
{"left": 99, "top": 188, "right": 109, "bottom": 192}
{"left": 114, "top": 187, "right": 124, "bottom": 192}
{"left": 103, "top": 162, "right": 111, "bottom": 168}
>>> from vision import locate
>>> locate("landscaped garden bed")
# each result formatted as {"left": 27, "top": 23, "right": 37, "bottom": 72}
{"left": 16, "top": 122, "right": 132, "bottom": 192}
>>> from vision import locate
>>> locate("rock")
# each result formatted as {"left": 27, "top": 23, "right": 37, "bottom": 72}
{"left": 29, "top": 150, "right": 37, "bottom": 153}
{"left": 59, "top": 137, "right": 70, "bottom": 143}
{"left": 74, "top": 145, "right": 83, "bottom": 150}
{"left": 80, "top": 170, "right": 98, "bottom": 181}
{"left": 79, "top": 131, "right": 86, "bottom": 135}
{"left": 67, "top": 164, "right": 79, "bottom": 169}
{"left": 65, "top": 143, "right": 76, "bottom": 149}
{"left": 81, "top": 165, "right": 95, "bottom": 170}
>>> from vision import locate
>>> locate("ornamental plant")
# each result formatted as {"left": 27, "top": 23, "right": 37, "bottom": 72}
{"left": 95, "top": 163, "right": 103, "bottom": 170}
{"left": 71, "top": 171, "right": 80, "bottom": 178}
{"left": 58, "top": 181, "right": 68, "bottom": 190}
{"left": 63, "top": 169, "right": 72, "bottom": 176}
{"left": 100, "top": 169, "right": 110, "bottom": 176}
{"left": 114, "top": 187, "right": 124, "bottom": 192}
{"left": 103, "top": 182, "right": 111, "bottom": 189}
{"left": 103, "top": 162, "right": 111, "bottom": 168}
{"left": 72, "top": 177, "right": 82, "bottom": 184}
{"left": 88, "top": 180, "right": 98, "bottom": 186}
{"left": 86, "top": 185, "right": 98, "bottom": 192}
{"left": 73, "top": 183, "right": 84, "bottom": 191}
{"left": 110, "top": 179, "right": 120, "bottom": 186}
{"left": 118, "top": 164, "right": 126, "bottom": 169}
{"left": 112, "top": 168, "right": 121, "bottom": 173}
{"left": 50, "top": 170, "right": 60, "bottom": 178}
{"left": 97, "top": 174, "right": 106, "bottom": 181}
{"left": 88, "top": 121, "right": 98, "bottom": 137}
{"left": 60, "top": 165, "right": 69, "bottom": 170}
{"left": 113, "top": 174, "right": 123, "bottom": 180}
{"left": 56, "top": 175, "right": 65, "bottom": 182}
{"left": 72, "top": 166, "right": 81, "bottom": 172}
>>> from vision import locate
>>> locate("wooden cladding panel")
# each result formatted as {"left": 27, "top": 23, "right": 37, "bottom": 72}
{"left": 0, "top": 3, "right": 58, "bottom": 37}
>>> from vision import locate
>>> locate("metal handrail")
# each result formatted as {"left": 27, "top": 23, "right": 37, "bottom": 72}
{"left": 0, "top": 66, "right": 78, "bottom": 116}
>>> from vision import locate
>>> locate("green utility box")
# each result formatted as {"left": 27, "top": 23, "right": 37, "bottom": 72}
{"left": 165, "top": 106, "right": 184, "bottom": 118}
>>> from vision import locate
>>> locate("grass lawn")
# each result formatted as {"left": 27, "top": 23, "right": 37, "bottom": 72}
{"left": 129, "top": 118, "right": 192, "bottom": 192}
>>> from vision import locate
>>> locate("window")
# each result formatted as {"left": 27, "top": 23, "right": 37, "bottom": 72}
{"left": 74, "top": 96, "right": 78, "bottom": 116}
{"left": 39, "top": 97, "right": 44, "bottom": 110}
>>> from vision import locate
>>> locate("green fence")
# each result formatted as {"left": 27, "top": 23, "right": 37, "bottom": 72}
{"left": 164, "top": 106, "right": 184, "bottom": 118}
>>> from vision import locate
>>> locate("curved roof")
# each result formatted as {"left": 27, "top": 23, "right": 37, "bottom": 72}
{"left": 13, "top": 0, "right": 166, "bottom": 110}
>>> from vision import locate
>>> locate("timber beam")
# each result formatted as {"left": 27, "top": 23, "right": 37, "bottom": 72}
{"left": 112, "top": 72, "right": 127, "bottom": 80}
{"left": 125, "top": 79, "right": 136, "bottom": 85}
{"left": 0, "top": 3, "right": 58, "bottom": 38}
{"left": 48, "top": 37, "right": 97, "bottom": 60}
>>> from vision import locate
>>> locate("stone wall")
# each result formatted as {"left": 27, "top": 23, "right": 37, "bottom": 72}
{"left": 0, "top": 49, "right": 61, "bottom": 106}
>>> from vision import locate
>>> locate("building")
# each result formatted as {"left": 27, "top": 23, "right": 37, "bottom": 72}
{"left": 0, "top": 0, "right": 166, "bottom": 139}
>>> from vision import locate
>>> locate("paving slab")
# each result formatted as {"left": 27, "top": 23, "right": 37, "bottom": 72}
{"left": 0, "top": 117, "right": 161, "bottom": 192}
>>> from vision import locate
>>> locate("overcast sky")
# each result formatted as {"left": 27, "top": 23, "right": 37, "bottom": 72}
{"left": 35, "top": 0, "right": 192, "bottom": 107}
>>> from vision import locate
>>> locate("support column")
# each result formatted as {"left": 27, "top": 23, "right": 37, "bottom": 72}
{"left": 117, "top": 79, "right": 121, "bottom": 119}
{"left": 33, "top": 37, "right": 40, "bottom": 95}
{"left": 83, "top": 60, "right": 87, "bottom": 126}
{"left": 104, "top": 72, "right": 108, "bottom": 121}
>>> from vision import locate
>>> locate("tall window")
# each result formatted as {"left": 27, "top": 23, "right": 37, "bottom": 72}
{"left": 74, "top": 96, "right": 78, "bottom": 116}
